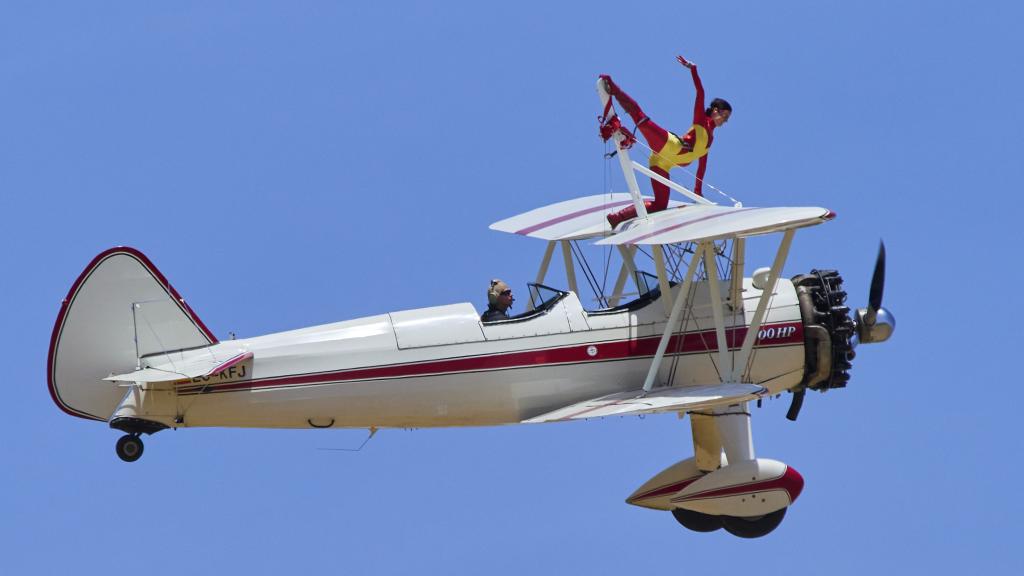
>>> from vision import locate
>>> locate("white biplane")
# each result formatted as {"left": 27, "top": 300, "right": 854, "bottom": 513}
{"left": 47, "top": 80, "right": 894, "bottom": 538}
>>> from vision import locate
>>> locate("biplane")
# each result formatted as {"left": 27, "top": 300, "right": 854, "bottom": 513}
{"left": 47, "top": 79, "right": 894, "bottom": 538}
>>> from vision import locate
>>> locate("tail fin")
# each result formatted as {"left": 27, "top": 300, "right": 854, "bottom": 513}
{"left": 48, "top": 247, "right": 218, "bottom": 421}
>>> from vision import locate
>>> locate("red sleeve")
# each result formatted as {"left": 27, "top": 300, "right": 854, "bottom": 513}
{"left": 690, "top": 66, "right": 705, "bottom": 124}
{"left": 694, "top": 154, "right": 707, "bottom": 197}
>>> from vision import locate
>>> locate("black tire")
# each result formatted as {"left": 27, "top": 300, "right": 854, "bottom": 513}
{"left": 115, "top": 434, "right": 144, "bottom": 463}
{"left": 721, "top": 507, "right": 787, "bottom": 539}
{"left": 671, "top": 508, "right": 723, "bottom": 532}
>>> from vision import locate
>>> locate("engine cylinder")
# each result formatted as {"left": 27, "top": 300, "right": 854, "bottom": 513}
{"left": 792, "top": 270, "right": 856, "bottom": 392}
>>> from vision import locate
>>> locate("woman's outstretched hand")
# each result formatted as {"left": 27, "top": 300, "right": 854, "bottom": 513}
{"left": 676, "top": 55, "right": 696, "bottom": 69}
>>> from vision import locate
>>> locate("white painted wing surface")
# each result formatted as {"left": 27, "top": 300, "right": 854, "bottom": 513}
{"left": 489, "top": 193, "right": 685, "bottom": 241}
{"left": 594, "top": 205, "right": 834, "bottom": 246}
{"left": 522, "top": 383, "right": 766, "bottom": 423}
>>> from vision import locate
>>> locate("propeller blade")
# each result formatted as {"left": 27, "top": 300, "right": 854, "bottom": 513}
{"left": 868, "top": 241, "right": 886, "bottom": 314}
{"left": 786, "top": 389, "right": 806, "bottom": 421}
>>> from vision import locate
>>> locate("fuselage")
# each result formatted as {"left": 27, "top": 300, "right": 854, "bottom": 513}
{"left": 129, "top": 278, "right": 806, "bottom": 430}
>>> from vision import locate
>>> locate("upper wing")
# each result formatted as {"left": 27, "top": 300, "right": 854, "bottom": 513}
{"left": 522, "top": 383, "right": 766, "bottom": 423}
{"left": 489, "top": 193, "right": 685, "bottom": 241}
{"left": 594, "top": 205, "right": 834, "bottom": 246}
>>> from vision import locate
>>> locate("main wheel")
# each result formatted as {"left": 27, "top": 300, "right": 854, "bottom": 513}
{"left": 720, "top": 507, "right": 787, "bottom": 539}
{"left": 115, "top": 434, "right": 144, "bottom": 462}
{"left": 671, "top": 508, "right": 722, "bottom": 532}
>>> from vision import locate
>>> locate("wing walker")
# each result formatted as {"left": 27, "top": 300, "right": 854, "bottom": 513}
{"left": 48, "top": 73, "right": 895, "bottom": 539}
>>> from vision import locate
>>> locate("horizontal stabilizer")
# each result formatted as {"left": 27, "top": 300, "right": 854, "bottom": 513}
{"left": 490, "top": 193, "right": 685, "bottom": 241}
{"left": 523, "top": 383, "right": 766, "bottom": 423}
{"left": 104, "top": 351, "right": 252, "bottom": 383}
{"left": 595, "top": 205, "right": 834, "bottom": 246}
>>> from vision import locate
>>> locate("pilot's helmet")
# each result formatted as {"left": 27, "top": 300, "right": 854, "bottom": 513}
{"left": 488, "top": 279, "right": 510, "bottom": 306}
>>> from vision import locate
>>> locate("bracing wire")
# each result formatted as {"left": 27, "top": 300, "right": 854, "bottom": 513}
{"left": 630, "top": 136, "right": 743, "bottom": 207}
{"left": 666, "top": 259, "right": 703, "bottom": 386}
{"left": 601, "top": 244, "right": 613, "bottom": 297}
{"left": 570, "top": 240, "right": 608, "bottom": 308}
{"left": 137, "top": 305, "right": 180, "bottom": 374}
{"left": 715, "top": 240, "right": 731, "bottom": 281}
{"left": 318, "top": 427, "right": 378, "bottom": 452}
{"left": 601, "top": 137, "right": 613, "bottom": 296}
{"left": 635, "top": 245, "right": 654, "bottom": 263}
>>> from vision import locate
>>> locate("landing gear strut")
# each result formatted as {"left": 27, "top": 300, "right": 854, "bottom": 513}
{"left": 109, "top": 417, "right": 167, "bottom": 462}
{"left": 115, "top": 434, "right": 144, "bottom": 462}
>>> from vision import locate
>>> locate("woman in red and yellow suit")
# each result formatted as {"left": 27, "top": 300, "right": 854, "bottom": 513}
{"left": 602, "top": 56, "right": 732, "bottom": 228}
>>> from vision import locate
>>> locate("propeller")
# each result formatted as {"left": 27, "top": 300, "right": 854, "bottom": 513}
{"left": 863, "top": 242, "right": 886, "bottom": 327}
{"left": 855, "top": 241, "right": 894, "bottom": 346}
{"left": 786, "top": 241, "right": 893, "bottom": 422}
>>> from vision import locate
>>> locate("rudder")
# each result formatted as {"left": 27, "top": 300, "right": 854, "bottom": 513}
{"left": 48, "top": 247, "right": 218, "bottom": 421}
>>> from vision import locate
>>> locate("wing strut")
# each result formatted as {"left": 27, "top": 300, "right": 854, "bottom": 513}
{"left": 730, "top": 229, "right": 795, "bottom": 382}
{"left": 608, "top": 245, "right": 637, "bottom": 307}
{"left": 652, "top": 245, "right": 674, "bottom": 313}
{"left": 642, "top": 242, "right": 704, "bottom": 393}
{"left": 632, "top": 161, "right": 715, "bottom": 206}
{"left": 642, "top": 229, "right": 795, "bottom": 394}
{"left": 703, "top": 242, "right": 732, "bottom": 378}
{"left": 560, "top": 240, "right": 579, "bottom": 295}
{"left": 728, "top": 238, "right": 745, "bottom": 310}
{"left": 527, "top": 241, "right": 558, "bottom": 312}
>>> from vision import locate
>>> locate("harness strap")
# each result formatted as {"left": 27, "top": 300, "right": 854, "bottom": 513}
{"left": 598, "top": 111, "right": 637, "bottom": 150}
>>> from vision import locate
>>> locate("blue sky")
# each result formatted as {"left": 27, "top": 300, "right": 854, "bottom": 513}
{"left": 3, "top": 1, "right": 1023, "bottom": 574}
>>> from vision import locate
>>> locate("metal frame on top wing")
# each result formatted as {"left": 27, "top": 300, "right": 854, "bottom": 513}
{"left": 515, "top": 84, "right": 814, "bottom": 392}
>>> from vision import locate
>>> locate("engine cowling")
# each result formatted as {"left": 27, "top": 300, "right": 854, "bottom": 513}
{"left": 792, "top": 269, "right": 856, "bottom": 393}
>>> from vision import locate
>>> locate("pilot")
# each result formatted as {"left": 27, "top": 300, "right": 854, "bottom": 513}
{"left": 600, "top": 55, "right": 732, "bottom": 228}
{"left": 481, "top": 279, "right": 514, "bottom": 322}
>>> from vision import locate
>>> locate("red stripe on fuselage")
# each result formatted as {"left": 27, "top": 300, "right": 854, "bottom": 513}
{"left": 177, "top": 321, "right": 803, "bottom": 395}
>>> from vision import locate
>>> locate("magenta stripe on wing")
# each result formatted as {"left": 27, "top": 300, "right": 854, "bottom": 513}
{"left": 516, "top": 200, "right": 634, "bottom": 235}
{"left": 628, "top": 208, "right": 758, "bottom": 245}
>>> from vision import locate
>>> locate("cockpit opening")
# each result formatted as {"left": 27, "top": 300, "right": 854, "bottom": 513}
{"left": 586, "top": 270, "right": 667, "bottom": 315}
{"left": 481, "top": 283, "right": 569, "bottom": 325}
